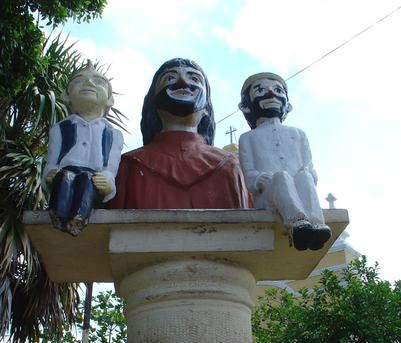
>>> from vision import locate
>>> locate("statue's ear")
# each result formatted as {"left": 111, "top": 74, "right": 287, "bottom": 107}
{"left": 106, "top": 94, "right": 115, "bottom": 108}
{"left": 103, "top": 94, "right": 115, "bottom": 116}
{"left": 286, "top": 102, "right": 293, "bottom": 113}
{"left": 238, "top": 102, "right": 251, "bottom": 114}
{"left": 61, "top": 90, "right": 70, "bottom": 105}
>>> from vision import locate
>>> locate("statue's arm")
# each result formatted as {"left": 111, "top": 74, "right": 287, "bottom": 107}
{"left": 42, "top": 124, "right": 62, "bottom": 190}
{"left": 98, "top": 129, "right": 124, "bottom": 202}
{"left": 239, "top": 133, "right": 270, "bottom": 194}
{"left": 300, "top": 130, "right": 318, "bottom": 184}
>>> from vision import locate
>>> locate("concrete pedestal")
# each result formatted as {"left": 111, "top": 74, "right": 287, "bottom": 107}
{"left": 120, "top": 260, "right": 255, "bottom": 343}
{"left": 24, "top": 209, "right": 349, "bottom": 343}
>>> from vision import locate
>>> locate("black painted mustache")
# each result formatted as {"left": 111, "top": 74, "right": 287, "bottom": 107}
{"left": 155, "top": 83, "right": 206, "bottom": 117}
{"left": 168, "top": 83, "right": 198, "bottom": 92}
{"left": 250, "top": 93, "right": 287, "bottom": 119}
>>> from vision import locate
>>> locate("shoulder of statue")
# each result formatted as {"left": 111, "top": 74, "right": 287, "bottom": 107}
{"left": 206, "top": 145, "right": 240, "bottom": 166}
{"left": 101, "top": 118, "right": 113, "bottom": 128}
{"left": 50, "top": 116, "right": 75, "bottom": 132}
{"left": 122, "top": 147, "right": 143, "bottom": 158}
{"left": 280, "top": 123, "right": 301, "bottom": 132}
{"left": 240, "top": 129, "right": 252, "bottom": 136}
{"left": 56, "top": 116, "right": 74, "bottom": 125}
{"left": 293, "top": 126, "right": 306, "bottom": 136}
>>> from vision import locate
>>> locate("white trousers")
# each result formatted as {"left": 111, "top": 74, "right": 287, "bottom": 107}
{"left": 254, "top": 170, "right": 325, "bottom": 227}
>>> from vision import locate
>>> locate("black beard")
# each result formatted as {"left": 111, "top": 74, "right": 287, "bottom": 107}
{"left": 155, "top": 84, "right": 206, "bottom": 117}
{"left": 250, "top": 94, "right": 286, "bottom": 119}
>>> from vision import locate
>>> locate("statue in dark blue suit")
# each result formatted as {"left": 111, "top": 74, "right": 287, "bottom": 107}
{"left": 43, "top": 61, "right": 123, "bottom": 236}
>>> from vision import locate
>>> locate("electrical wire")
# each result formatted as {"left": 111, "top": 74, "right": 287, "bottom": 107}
{"left": 285, "top": 4, "right": 401, "bottom": 81}
{"left": 215, "top": 4, "right": 401, "bottom": 125}
{"left": 216, "top": 109, "right": 240, "bottom": 124}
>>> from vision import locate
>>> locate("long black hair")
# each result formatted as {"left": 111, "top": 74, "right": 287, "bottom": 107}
{"left": 140, "top": 58, "right": 215, "bottom": 145}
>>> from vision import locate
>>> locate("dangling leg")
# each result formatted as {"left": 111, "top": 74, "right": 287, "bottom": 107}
{"left": 66, "top": 170, "right": 97, "bottom": 236}
{"left": 270, "top": 171, "right": 313, "bottom": 251}
{"left": 49, "top": 169, "right": 75, "bottom": 230}
{"left": 294, "top": 170, "right": 331, "bottom": 250}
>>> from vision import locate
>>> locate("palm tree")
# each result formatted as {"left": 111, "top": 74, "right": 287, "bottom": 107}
{"left": 0, "top": 34, "right": 126, "bottom": 342}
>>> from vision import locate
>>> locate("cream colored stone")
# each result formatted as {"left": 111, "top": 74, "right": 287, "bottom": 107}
{"left": 118, "top": 259, "right": 255, "bottom": 343}
{"left": 109, "top": 224, "right": 274, "bottom": 253}
{"left": 23, "top": 208, "right": 348, "bottom": 343}
{"left": 23, "top": 209, "right": 348, "bottom": 282}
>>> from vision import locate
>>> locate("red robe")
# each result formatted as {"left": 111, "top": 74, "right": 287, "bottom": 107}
{"left": 108, "top": 131, "right": 250, "bottom": 209}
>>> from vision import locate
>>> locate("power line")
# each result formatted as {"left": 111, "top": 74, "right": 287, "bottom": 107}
{"left": 285, "top": 4, "right": 401, "bottom": 81}
{"left": 216, "top": 4, "right": 401, "bottom": 125}
{"left": 216, "top": 109, "right": 240, "bottom": 124}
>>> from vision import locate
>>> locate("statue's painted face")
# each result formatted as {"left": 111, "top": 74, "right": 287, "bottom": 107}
{"left": 249, "top": 78, "right": 288, "bottom": 119}
{"left": 68, "top": 69, "right": 111, "bottom": 117}
{"left": 154, "top": 65, "right": 207, "bottom": 117}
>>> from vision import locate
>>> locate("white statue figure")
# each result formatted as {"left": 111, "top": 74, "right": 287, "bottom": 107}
{"left": 43, "top": 61, "right": 124, "bottom": 236}
{"left": 238, "top": 72, "right": 331, "bottom": 250}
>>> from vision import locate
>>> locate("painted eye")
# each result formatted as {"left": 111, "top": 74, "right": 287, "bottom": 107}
{"left": 72, "top": 76, "right": 85, "bottom": 83}
{"left": 167, "top": 75, "right": 175, "bottom": 81}
{"left": 257, "top": 88, "right": 265, "bottom": 94}
{"left": 94, "top": 77, "right": 107, "bottom": 86}
{"left": 191, "top": 76, "right": 200, "bottom": 83}
{"left": 275, "top": 87, "right": 283, "bottom": 94}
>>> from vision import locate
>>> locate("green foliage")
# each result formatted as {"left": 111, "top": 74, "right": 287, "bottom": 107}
{"left": 0, "top": 34, "right": 84, "bottom": 342}
{"left": 40, "top": 324, "right": 81, "bottom": 343}
{"left": 0, "top": 30, "right": 126, "bottom": 341}
{"left": 252, "top": 256, "right": 401, "bottom": 343}
{"left": 89, "top": 290, "right": 127, "bottom": 343}
{"left": 0, "top": 1, "right": 117, "bottom": 341}
{"left": 39, "top": 289, "right": 127, "bottom": 343}
{"left": 0, "top": 0, "right": 107, "bottom": 104}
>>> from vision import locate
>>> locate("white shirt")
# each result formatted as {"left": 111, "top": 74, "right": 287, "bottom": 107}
{"left": 43, "top": 114, "right": 124, "bottom": 202}
{"left": 239, "top": 117, "right": 317, "bottom": 194}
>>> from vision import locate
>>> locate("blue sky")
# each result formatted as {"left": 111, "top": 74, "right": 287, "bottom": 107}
{"left": 59, "top": 0, "right": 401, "bottom": 282}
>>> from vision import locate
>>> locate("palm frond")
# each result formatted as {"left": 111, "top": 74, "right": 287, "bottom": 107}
{"left": 0, "top": 33, "right": 84, "bottom": 342}
{"left": 107, "top": 107, "right": 129, "bottom": 133}
{"left": 0, "top": 30, "right": 126, "bottom": 341}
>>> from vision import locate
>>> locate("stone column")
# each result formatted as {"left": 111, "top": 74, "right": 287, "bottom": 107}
{"left": 118, "top": 259, "right": 255, "bottom": 343}
{"left": 23, "top": 209, "right": 349, "bottom": 343}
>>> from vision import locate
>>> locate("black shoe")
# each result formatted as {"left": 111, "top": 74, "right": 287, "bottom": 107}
{"left": 291, "top": 220, "right": 314, "bottom": 251}
{"left": 309, "top": 225, "right": 332, "bottom": 250}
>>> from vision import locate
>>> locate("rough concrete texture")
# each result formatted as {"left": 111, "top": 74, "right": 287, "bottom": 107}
{"left": 23, "top": 209, "right": 348, "bottom": 282}
{"left": 118, "top": 259, "right": 255, "bottom": 343}
{"left": 24, "top": 208, "right": 348, "bottom": 343}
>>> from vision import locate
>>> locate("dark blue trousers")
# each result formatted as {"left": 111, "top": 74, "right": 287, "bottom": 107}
{"left": 49, "top": 166, "right": 98, "bottom": 224}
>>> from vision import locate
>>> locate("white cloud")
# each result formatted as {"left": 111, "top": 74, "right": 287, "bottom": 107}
{"left": 103, "top": 0, "right": 219, "bottom": 45}
{"left": 214, "top": 0, "right": 401, "bottom": 71}
{"left": 213, "top": 0, "right": 401, "bottom": 281}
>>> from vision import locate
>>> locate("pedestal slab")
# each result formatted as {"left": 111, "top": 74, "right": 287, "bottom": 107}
{"left": 23, "top": 209, "right": 349, "bottom": 343}
{"left": 23, "top": 209, "right": 349, "bottom": 282}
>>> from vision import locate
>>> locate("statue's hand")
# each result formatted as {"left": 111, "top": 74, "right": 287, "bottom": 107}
{"left": 46, "top": 169, "right": 59, "bottom": 185}
{"left": 256, "top": 173, "right": 271, "bottom": 192}
{"left": 92, "top": 172, "right": 113, "bottom": 196}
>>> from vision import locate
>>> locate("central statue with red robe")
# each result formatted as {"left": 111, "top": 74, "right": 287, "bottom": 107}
{"left": 109, "top": 58, "right": 249, "bottom": 209}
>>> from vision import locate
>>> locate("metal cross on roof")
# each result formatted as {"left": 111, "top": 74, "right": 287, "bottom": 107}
{"left": 225, "top": 126, "right": 237, "bottom": 144}
{"left": 325, "top": 193, "right": 337, "bottom": 209}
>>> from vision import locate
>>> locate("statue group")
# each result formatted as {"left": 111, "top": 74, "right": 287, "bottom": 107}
{"left": 43, "top": 58, "right": 331, "bottom": 250}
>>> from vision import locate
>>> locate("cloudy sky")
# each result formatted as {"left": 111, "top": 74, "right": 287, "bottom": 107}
{"left": 60, "top": 0, "right": 401, "bottom": 282}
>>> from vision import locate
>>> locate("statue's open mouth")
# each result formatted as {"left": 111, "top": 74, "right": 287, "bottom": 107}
{"left": 167, "top": 88, "right": 199, "bottom": 101}
{"left": 259, "top": 98, "right": 281, "bottom": 109}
